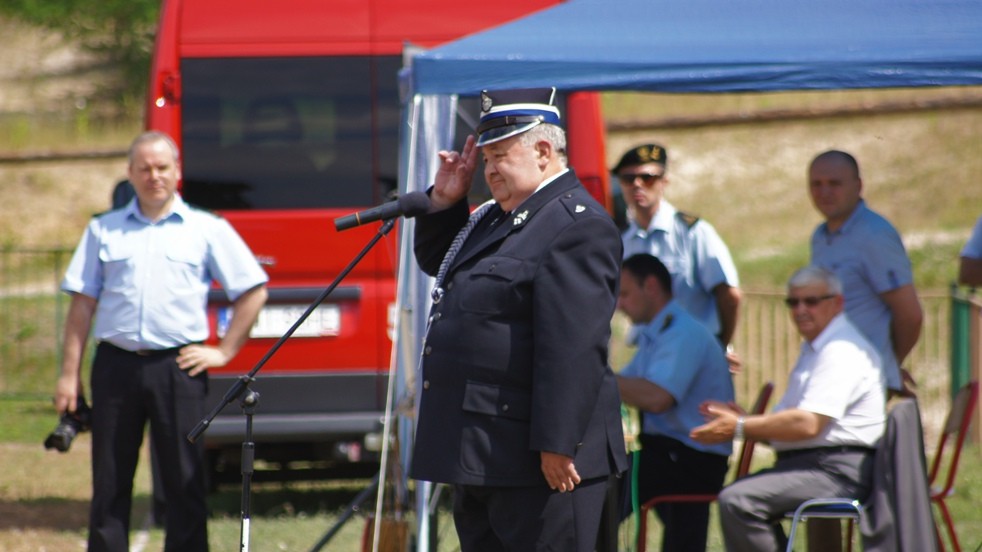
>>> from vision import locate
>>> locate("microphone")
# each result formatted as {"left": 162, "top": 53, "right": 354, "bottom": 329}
{"left": 334, "top": 192, "right": 432, "bottom": 231}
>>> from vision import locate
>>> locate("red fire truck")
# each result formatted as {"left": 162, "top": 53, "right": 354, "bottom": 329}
{"left": 145, "top": 0, "right": 612, "bottom": 484}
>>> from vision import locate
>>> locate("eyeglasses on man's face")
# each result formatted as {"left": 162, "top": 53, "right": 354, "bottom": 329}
{"left": 784, "top": 294, "right": 835, "bottom": 308}
{"left": 617, "top": 172, "right": 664, "bottom": 186}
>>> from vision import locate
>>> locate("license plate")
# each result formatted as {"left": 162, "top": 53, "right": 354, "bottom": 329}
{"left": 218, "top": 304, "right": 341, "bottom": 338}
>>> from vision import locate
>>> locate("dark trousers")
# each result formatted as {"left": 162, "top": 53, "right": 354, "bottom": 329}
{"left": 638, "top": 434, "right": 730, "bottom": 552}
{"left": 88, "top": 343, "right": 209, "bottom": 552}
{"left": 452, "top": 476, "right": 610, "bottom": 552}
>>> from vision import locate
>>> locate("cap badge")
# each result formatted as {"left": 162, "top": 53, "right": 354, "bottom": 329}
{"left": 640, "top": 145, "right": 662, "bottom": 163}
{"left": 513, "top": 210, "right": 529, "bottom": 226}
{"left": 481, "top": 91, "right": 493, "bottom": 112}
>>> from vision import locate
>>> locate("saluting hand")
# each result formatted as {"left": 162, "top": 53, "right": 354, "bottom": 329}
{"left": 430, "top": 134, "right": 479, "bottom": 211}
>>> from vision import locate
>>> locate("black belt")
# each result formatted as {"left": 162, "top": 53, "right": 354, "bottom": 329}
{"left": 100, "top": 341, "right": 192, "bottom": 357}
{"left": 776, "top": 445, "right": 875, "bottom": 461}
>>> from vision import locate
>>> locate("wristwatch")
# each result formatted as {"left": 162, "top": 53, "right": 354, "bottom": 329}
{"left": 734, "top": 416, "right": 746, "bottom": 440}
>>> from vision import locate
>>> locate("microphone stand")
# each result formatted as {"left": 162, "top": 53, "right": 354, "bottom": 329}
{"left": 188, "top": 217, "right": 398, "bottom": 552}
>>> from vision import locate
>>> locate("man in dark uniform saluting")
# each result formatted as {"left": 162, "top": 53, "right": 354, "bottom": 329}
{"left": 411, "top": 87, "right": 628, "bottom": 551}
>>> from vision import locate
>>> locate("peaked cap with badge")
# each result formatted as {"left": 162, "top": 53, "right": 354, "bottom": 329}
{"left": 612, "top": 143, "right": 668, "bottom": 173}
{"left": 475, "top": 87, "right": 562, "bottom": 147}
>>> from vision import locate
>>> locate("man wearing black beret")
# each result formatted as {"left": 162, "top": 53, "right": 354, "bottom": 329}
{"left": 614, "top": 143, "right": 742, "bottom": 357}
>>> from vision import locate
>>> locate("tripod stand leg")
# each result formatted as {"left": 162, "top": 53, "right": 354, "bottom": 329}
{"left": 239, "top": 390, "right": 258, "bottom": 552}
{"left": 308, "top": 473, "right": 380, "bottom": 552}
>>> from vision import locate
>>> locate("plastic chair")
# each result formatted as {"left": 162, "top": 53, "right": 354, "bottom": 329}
{"left": 928, "top": 380, "right": 979, "bottom": 552}
{"left": 784, "top": 498, "right": 865, "bottom": 552}
{"left": 636, "top": 381, "right": 774, "bottom": 552}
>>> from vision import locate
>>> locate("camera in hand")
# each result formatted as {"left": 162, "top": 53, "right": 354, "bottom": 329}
{"left": 44, "top": 396, "right": 92, "bottom": 453}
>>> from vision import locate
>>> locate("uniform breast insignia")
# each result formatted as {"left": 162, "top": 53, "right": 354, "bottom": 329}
{"left": 513, "top": 210, "right": 529, "bottom": 226}
{"left": 575, "top": 204, "right": 586, "bottom": 213}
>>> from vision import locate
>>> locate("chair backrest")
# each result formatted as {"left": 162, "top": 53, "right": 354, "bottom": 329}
{"left": 927, "top": 380, "right": 979, "bottom": 496}
{"left": 735, "top": 381, "right": 775, "bottom": 479}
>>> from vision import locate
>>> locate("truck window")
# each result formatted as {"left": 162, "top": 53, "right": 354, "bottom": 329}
{"left": 180, "top": 56, "right": 402, "bottom": 210}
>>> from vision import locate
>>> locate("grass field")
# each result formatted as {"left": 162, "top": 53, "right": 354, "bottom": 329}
{"left": 2, "top": 426, "right": 980, "bottom": 551}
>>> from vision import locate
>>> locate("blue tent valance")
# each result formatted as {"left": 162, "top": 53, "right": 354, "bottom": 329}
{"left": 411, "top": 0, "right": 982, "bottom": 95}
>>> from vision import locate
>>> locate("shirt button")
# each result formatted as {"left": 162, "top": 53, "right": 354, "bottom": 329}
{"left": 424, "top": 346, "right": 432, "bottom": 355}
{"left": 423, "top": 380, "right": 430, "bottom": 390}
{"left": 502, "top": 404, "right": 510, "bottom": 412}
{"left": 447, "top": 282, "right": 454, "bottom": 291}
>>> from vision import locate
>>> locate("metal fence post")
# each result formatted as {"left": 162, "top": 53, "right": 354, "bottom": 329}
{"left": 951, "top": 283, "right": 972, "bottom": 399}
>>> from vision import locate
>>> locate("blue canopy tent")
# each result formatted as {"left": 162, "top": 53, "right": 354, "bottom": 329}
{"left": 410, "top": 0, "right": 982, "bottom": 94}
{"left": 376, "top": 1, "right": 982, "bottom": 549}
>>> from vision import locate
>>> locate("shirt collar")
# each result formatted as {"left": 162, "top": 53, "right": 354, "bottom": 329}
{"left": 531, "top": 168, "right": 568, "bottom": 196}
{"left": 125, "top": 193, "right": 188, "bottom": 224}
{"left": 639, "top": 299, "right": 681, "bottom": 342}
{"left": 628, "top": 200, "right": 676, "bottom": 236}
{"left": 807, "top": 312, "right": 850, "bottom": 351}
{"left": 506, "top": 168, "right": 569, "bottom": 216}
{"left": 818, "top": 199, "right": 867, "bottom": 237}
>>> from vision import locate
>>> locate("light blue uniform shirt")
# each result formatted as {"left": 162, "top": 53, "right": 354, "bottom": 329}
{"left": 620, "top": 300, "right": 734, "bottom": 456}
{"left": 61, "top": 195, "right": 268, "bottom": 351}
{"left": 962, "top": 215, "right": 982, "bottom": 259}
{"left": 622, "top": 200, "right": 739, "bottom": 338}
{"left": 811, "top": 200, "right": 913, "bottom": 391}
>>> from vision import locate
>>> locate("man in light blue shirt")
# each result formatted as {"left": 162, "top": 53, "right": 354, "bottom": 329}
{"left": 616, "top": 254, "right": 734, "bottom": 552}
{"left": 55, "top": 131, "right": 268, "bottom": 552}
{"left": 808, "top": 150, "right": 922, "bottom": 395}
{"left": 958, "top": 215, "right": 982, "bottom": 286}
{"left": 615, "top": 144, "right": 741, "bottom": 350}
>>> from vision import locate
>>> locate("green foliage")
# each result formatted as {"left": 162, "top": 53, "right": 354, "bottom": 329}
{"left": 0, "top": 0, "right": 160, "bottom": 104}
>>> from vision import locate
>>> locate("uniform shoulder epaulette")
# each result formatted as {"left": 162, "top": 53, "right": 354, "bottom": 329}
{"left": 660, "top": 313, "right": 674, "bottom": 332}
{"left": 559, "top": 192, "right": 597, "bottom": 217}
{"left": 675, "top": 211, "right": 700, "bottom": 229}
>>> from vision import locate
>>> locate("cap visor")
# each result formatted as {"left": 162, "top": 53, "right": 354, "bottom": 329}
{"left": 476, "top": 121, "right": 541, "bottom": 147}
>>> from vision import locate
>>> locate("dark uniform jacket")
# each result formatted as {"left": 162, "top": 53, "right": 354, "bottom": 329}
{"left": 411, "top": 169, "right": 628, "bottom": 487}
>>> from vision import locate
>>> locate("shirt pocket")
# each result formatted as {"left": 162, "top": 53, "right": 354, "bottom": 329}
{"left": 98, "top": 242, "right": 138, "bottom": 290}
{"left": 163, "top": 243, "right": 207, "bottom": 291}
{"left": 459, "top": 256, "right": 523, "bottom": 314}
{"left": 459, "top": 380, "right": 537, "bottom": 478}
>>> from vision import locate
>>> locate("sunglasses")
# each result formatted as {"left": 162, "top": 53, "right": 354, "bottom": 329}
{"left": 784, "top": 295, "right": 835, "bottom": 308}
{"left": 617, "top": 172, "right": 664, "bottom": 186}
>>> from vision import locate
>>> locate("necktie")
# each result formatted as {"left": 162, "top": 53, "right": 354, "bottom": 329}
{"left": 431, "top": 200, "right": 495, "bottom": 303}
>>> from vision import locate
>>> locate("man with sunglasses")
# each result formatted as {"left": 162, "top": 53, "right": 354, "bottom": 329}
{"left": 808, "top": 150, "right": 922, "bottom": 397}
{"left": 691, "top": 265, "right": 886, "bottom": 552}
{"left": 614, "top": 144, "right": 742, "bottom": 356}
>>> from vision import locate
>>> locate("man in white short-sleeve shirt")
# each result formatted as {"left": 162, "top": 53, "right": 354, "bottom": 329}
{"left": 691, "top": 265, "right": 886, "bottom": 552}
